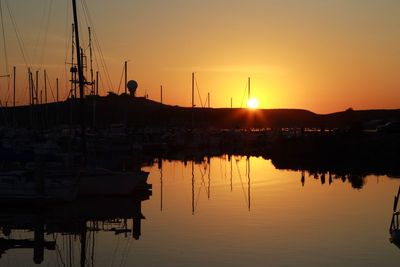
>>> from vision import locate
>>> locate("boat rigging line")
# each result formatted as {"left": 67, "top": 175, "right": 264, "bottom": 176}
{"left": 240, "top": 79, "right": 249, "bottom": 108}
{"left": 196, "top": 162, "right": 209, "bottom": 201}
{"left": 64, "top": 1, "right": 71, "bottom": 99}
{"left": 235, "top": 156, "right": 250, "bottom": 209}
{"left": 0, "top": 0, "right": 10, "bottom": 101}
{"left": 194, "top": 75, "right": 204, "bottom": 108}
{"left": 45, "top": 70, "right": 56, "bottom": 102}
{"left": 37, "top": 0, "right": 54, "bottom": 72}
{"left": 81, "top": 0, "right": 113, "bottom": 92}
{"left": 116, "top": 62, "right": 126, "bottom": 94}
{"left": 3, "top": 0, "right": 31, "bottom": 68}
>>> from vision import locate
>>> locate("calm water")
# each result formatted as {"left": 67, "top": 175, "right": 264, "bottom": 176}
{"left": 1, "top": 156, "right": 400, "bottom": 266}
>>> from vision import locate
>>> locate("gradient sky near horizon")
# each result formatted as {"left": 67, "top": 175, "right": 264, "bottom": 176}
{"left": 0, "top": 0, "right": 399, "bottom": 113}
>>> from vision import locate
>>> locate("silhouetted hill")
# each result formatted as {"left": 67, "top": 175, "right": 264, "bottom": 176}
{"left": 2, "top": 95, "right": 400, "bottom": 129}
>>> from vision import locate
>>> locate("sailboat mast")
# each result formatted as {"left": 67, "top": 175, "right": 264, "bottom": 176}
{"left": 13, "top": 66, "right": 15, "bottom": 108}
{"left": 160, "top": 85, "right": 163, "bottom": 104}
{"left": 96, "top": 71, "right": 99, "bottom": 95}
{"left": 35, "top": 70, "right": 39, "bottom": 105}
{"left": 13, "top": 66, "right": 15, "bottom": 124}
{"left": 124, "top": 61, "right": 128, "bottom": 94}
{"left": 56, "top": 78, "right": 59, "bottom": 102}
{"left": 71, "top": 24, "right": 75, "bottom": 98}
{"left": 191, "top": 72, "right": 194, "bottom": 129}
{"left": 191, "top": 72, "right": 194, "bottom": 108}
{"left": 248, "top": 77, "right": 250, "bottom": 102}
{"left": 88, "top": 27, "right": 94, "bottom": 94}
{"left": 44, "top": 70, "right": 47, "bottom": 104}
{"left": 72, "top": 0, "right": 87, "bottom": 159}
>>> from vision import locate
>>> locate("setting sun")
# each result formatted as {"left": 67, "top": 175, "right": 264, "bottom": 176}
{"left": 247, "top": 98, "right": 259, "bottom": 109}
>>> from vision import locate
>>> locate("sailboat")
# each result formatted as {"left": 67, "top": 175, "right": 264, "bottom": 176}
{"left": 0, "top": 0, "right": 152, "bottom": 202}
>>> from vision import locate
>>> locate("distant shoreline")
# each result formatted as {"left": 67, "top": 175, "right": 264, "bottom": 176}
{"left": 1, "top": 95, "right": 399, "bottom": 129}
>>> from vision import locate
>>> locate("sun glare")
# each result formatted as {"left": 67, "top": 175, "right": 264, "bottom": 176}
{"left": 247, "top": 98, "right": 259, "bottom": 109}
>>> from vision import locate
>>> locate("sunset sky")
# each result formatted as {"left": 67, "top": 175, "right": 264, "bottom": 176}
{"left": 0, "top": 0, "right": 399, "bottom": 113}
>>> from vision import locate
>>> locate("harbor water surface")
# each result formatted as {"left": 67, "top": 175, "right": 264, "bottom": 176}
{"left": 1, "top": 156, "right": 399, "bottom": 266}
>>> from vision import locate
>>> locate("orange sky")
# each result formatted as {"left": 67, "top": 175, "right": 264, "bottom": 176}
{"left": 0, "top": 0, "right": 399, "bottom": 113}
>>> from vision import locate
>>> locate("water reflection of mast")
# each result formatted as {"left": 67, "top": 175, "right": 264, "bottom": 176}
{"left": 247, "top": 156, "right": 251, "bottom": 211}
{"left": 229, "top": 155, "right": 233, "bottom": 192}
{"left": 192, "top": 160, "right": 195, "bottom": 215}
{"left": 207, "top": 156, "right": 211, "bottom": 200}
{"left": 158, "top": 158, "right": 163, "bottom": 211}
{"left": 80, "top": 225, "right": 87, "bottom": 267}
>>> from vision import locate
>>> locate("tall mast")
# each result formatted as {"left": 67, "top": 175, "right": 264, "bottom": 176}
{"left": 29, "top": 69, "right": 32, "bottom": 125}
{"left": 191, "top": 72, "right": 194, "bottom": 129}
{"left": 28, "top": 68, "right": 31, "bottom": 105}
{"left": 13, "top": 66, "right": 15, "bottom": 108}
{"left": 56, "top": 78, "right": 59, "bottom": 102}
{"left": 13, "top": 66, "right": 15, "bottom": 124}
{"left": 35, "top": 70, "right": 39, "bottom": 105}
{"left": 160, "top": 85, "right": 163, "bottom": 104}
{"left": 124, "top": 61, "right": 128, "bottom": 94}
{"left": 191, "top": 72, "right": 194, "bottom": 109}
{"left": 72, "top": 0, "right": 87, "bottom": 159}
{"left": 71, "top": 24, "right": 75, "bottom": 98}
{"left": 96, "top": 71, "right": 99, "bottom": 95}
{"left": 248, "top": 77, "right": 250, "bottom": 102}
{"left": 44, "top": 70, "right": 47, "bottom": 104}
{"left": 88, "top": 27, "right": 94, "bottom": 94}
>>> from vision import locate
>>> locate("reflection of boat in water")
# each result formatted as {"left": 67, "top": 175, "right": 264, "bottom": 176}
{"left": 0, "top": 170, "right": 79, "bottom": 203}
{"left": 0, "top": 166, "right": 150, "bottom": 203}
{"left": 0, "top": 187, "right": 152, "bottom": 265}
{"left": 78, "top": 168, "right": 150, "bottom": 196}
{"left": 389, "top": 186, "right": 400, "bottom": 248}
